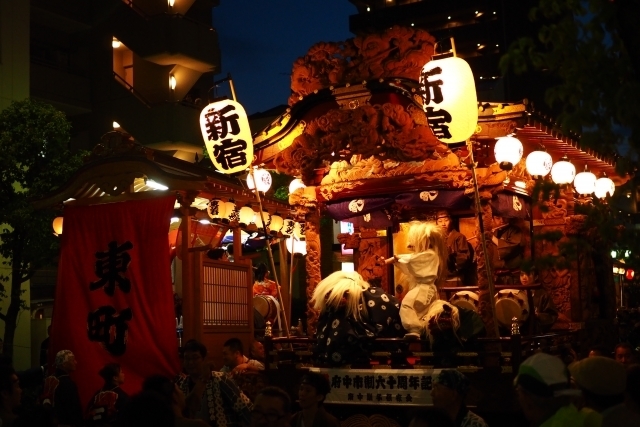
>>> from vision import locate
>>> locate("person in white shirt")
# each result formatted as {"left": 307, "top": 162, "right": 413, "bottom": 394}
{"left": 220, "top": 338, "right": 264, "bottom": 374}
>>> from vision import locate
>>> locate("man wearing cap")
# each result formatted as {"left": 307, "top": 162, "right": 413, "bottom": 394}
{"left": 514, "top": 353, "right": 585, "bottom": 427}
{"left": 41, "top": 349, "right": 83, "bottom": 427}
{"left": 569, "top": 356, "right": 640, "bottom": 427}
{"left": 436, "top": 211, "right": 473, "bottom": 285}
{"left": 431, "top": 369, "right": 487, "bottom": 427}
{"left": 291, "top": 372, "right": 340, "bottom": 427}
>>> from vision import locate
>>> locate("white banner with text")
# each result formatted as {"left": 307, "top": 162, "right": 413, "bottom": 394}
{"left": 308, "top": 368, "right": 441, "bottom": 406}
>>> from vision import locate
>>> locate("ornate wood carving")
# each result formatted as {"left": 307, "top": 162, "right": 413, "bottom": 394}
{"left": 274, "top": 103, "right": 447, "bottom": 183}
{"left": 337, "top": 230, "right": 389, "bottom": 292}
{"left": 304, "top": 210, "right": 322, "bottom": 336}
{"left": 475, "top": 200, "right": 499, "bottom": 337}
{"left": 289, "top": 26, "right": 436, "bottom": 106}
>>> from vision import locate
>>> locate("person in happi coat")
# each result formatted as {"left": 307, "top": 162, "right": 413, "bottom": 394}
{"left": 435, "top": 211, "right": 474, "bottom": 285}
{"left": 86, "top": 363, "right": 129, "bottom": 426}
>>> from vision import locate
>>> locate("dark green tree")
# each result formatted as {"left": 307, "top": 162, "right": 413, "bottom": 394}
{"left": 0, "top": 99, "right": 85, "bottom": 357}
{"left": 500, "top": 0, "right": 640, "bottom": 171}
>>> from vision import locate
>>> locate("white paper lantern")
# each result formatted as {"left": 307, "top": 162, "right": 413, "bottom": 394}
{"left": 494, "top": 136, "right": 523, "bottom": 170}
{"left": 247, "top": 168, "right": 273, "bottom": 193}
{"left": 199, "top": 99, "right": 253, "bottom": 174}
{"left": 207, "top": 198, "right": 227, "bottom": 221}
{"left": 286, "top": 237, "right": 307, "bottom": 255}
{"left": 269, "top": 213, "right": 284, "bottom": 235}
{"left": 550, "top": 156, "right": 576, "bottom": 185}
{"left": 420, "top": 56, "right": 478, "bottom": 143}
{"left": 574, "top": 167, "right": 596, "bottom": 195}
{"left": 289, "top": 178, "right": 306, "bottom": 193}
{"left": 293, "top": 221, "right": 306, "bottom": 241}
{"left": 525, "top": 150, "right": 553, "bottom": 178}
{"left": 594, "top": 175, "right": 615, "bottom": 199}
{"left": 223, "top": 200, "right": 238, "bottom": 223}
{"left": 255, "top": 211, "right": 271, "bottom": 229}
{"left": 238, "top": 205, "right": 256, "bottom": 227}
{"left": 281, "top": 218, "right": 295, "bottom": 236}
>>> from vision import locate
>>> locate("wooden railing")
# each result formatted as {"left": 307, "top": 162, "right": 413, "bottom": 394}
{"left": 262, "top": 328, "right": 580, "bottom": 375}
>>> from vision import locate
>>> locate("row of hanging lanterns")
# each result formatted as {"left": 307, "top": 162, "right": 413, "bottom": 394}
{"left": 206, "top": 198, "right": 305, "bottom": 239}
{"left": 493, "top": 136, "right": 615, "bottom": 199}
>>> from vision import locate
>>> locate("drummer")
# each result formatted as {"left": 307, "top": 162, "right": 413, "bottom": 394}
{"left": 252, "top": 263, "right": 279, "bottom": 298}
{"left": 435, "top": 210, "right": 474, "bottom": 285}
{"left": 519, "top": 267, "right": 558, "bottom": 333}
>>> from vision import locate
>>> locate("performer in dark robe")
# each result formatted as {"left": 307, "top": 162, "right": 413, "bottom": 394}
{"left": 436, "top": 210, "right": 474, "bottom": 285}
{"left": 519, "top": 269, "right": 558, "bottom": 333}
{"left": 490, "top": 216, "right": 524, "bottom": 270}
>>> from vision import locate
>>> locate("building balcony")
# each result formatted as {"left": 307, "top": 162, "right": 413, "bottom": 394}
{"left": 111, "top": 2, "right": 220, "bottom": 73}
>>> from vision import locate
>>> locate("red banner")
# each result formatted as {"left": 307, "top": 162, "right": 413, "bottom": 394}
{"left": 50, "top": 195, "right": 180, "bottom": 408}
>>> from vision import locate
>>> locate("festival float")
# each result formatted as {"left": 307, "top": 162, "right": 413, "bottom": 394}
{"left": 250, "top": 26, "right": 628, "bottom": 417}
{"left": 34, "top": 24, "right": 629, "bottom": 422}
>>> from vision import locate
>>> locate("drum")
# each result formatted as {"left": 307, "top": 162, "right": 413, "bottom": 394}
{"left": 252, "top": 295, "right": 278, "bottom": 323}
{"left": 449, "top": 290, "right": 480, "bottom": 313}
{"left": 494, "top": 289, "right": 530, "bottom": 328}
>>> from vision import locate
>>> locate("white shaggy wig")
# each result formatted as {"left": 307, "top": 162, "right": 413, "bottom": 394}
{"left": 424, "top": 300, "right": 461, "bottom": 345}
{"left": 312, "top": 271, "right": 370, "bottom": 320}
{"left": 406, "top": 221, "right": 448, "bottom": 284}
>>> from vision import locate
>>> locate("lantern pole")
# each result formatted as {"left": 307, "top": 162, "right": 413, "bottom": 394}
{"left": 467, "top": 139, "right": 500, "bottom": 338}
{"left": 249, "top": 168, "right": 291, "bottom": 339}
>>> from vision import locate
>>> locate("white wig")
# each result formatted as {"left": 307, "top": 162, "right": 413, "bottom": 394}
{"left": 312, "top": 271, "right": 370, "bottom": 320}
{"left": 406, "top": 221, "right": 448, "bottom": 284}
{"left": 424, "top": 300, "right": 461, "bottom": 345}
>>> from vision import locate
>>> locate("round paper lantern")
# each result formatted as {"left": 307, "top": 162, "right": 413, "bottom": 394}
{"left": 494, "top": 136, "right": 523, "bottom": 170}
{"left": 207, "top": 198, "right": 227, "bottom": 221}
{"left": 286, "top": 237, "right": 307, "bottom": 255}
{"left": 289, "top": 178, "right": 306, "bottom": 194}
{"left": 281, "top": 218, "right": 295, "bottom": 236}
{"left": 626, "top": 269, "right": 635, "bottom": 280}
{"left": 594, "top": 175, "right": 615, "bottom": 199}
{"left": 238, "top": 205, "right": 256, "bottom": 227}
{"left": 550, "top": 156, "right": 576, "bottom": 185}
{"left": 52, "top": 217, "right": 63, "bottom": 235}
{"left": 420, "top": 56, "right": 478, "bottom": 143}
{"left": 525, "top": 150, "right": 553, "bottom": 178}
{"left": 223, "top": 200, "right": 238, "bottom": 223}
{"left": 269, "top": 213, "right": 284, "bottom": 235}
{"left": 293, "top": 221, "right": 306, "bottom": 241}
{"left": 247, "top": 168, "right": 272, "bottom": 193}
{"left": 255, "top": 211, "right": 271, "bottom": 229}
{"left": 574, "top": 166, "right": 596, "bottom": 195}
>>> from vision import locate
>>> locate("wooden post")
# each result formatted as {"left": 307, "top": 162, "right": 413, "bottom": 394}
{"left": 303, "top": 210, "right": 322, "bottom": 336}
{"left": 179, "top": 192, "right": 198, "bottom": 342}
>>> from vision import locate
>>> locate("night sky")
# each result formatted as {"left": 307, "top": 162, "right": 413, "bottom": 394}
{"left": 213, "top": 0, "right": 357, "bottom": 115}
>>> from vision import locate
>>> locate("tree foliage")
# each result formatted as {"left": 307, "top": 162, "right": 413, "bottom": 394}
{"left": 500, "top": 0, "right": 640, "bottom": 174}
{"left": 0, "top": 99, "right": 86, "bottom": 356}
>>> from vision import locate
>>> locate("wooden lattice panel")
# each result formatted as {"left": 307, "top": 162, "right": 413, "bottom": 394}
{"left": 202, "top": 262, "right": 251, "bottom": 327}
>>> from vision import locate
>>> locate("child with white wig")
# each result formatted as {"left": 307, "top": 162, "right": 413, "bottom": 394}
{"left": 383, "top": 221, "right": 448, "bottom": 339}
{"left": 312, "top": 270, "right": 404, "bottom": 366}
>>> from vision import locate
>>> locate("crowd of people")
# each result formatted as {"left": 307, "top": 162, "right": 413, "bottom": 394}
{"left": 0, "top": 335, "right": 638, "bottom": 427}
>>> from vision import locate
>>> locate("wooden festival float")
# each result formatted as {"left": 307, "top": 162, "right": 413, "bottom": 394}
{"left": 250, "top": 26, "right": 629, "bottom": 416}
{"left": 34, "top": 131, "right": 294, "bottom": 373}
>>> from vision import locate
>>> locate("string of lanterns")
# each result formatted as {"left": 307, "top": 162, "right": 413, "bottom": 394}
{"left": 493, "top": 136, "right": 615, "bottom": 199}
